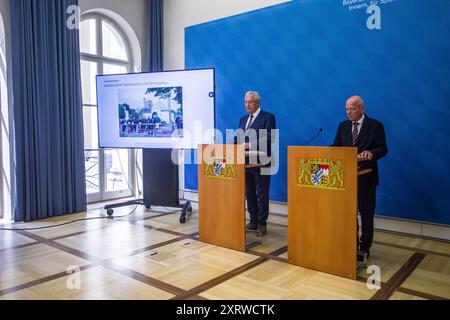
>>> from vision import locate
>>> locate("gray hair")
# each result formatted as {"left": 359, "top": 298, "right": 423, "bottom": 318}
{"left": 245, "top": 91, "right": 261, "bottom": 101}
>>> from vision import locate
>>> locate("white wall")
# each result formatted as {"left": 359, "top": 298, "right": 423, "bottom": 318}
{"left": 164, "top": 0, "right": 292, "bottom": 70}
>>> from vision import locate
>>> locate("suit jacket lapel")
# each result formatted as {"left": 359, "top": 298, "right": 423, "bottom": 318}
{"left": 345, "top": 121, "right": 353, "bottom": 146}
{"left": 242, "top": 115, "right": 249, "bottom": 130}
{"left": 249, "top": 110, "right": 263, "bottom": 130}
{"left": 356, "top": 115, "right": 370, "bottom": 146}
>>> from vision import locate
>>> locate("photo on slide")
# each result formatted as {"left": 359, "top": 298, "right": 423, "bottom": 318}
{"left": 118, "top": 86, "right": 183, "bottom": 138}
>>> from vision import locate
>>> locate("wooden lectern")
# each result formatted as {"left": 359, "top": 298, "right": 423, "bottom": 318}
{"left": 288, "top": 146, "right": 358, "bottom": 279}
{"left": 197, "top": 144, "right": 246, "bottom": 252}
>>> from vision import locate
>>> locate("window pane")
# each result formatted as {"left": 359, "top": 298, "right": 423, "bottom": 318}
{"left": 83, "top": 106, "right": 99, "bottom": 149}
{"left": 85, "top": 150, "right": 100, "bottom": 195}
{"left": 102, "top": 21, "right": 128, "bottom": 61}
{"left": 80, "top": 60, "right": 98, "bottom": 105}
{"left": 104, "top": 150, "right": 130, "bottom": 193}
{"left": 80, "top": 19, "right": 97, "bottom": 55}
{"left": 103, "top": 63, "right": 128, "bottom": 75}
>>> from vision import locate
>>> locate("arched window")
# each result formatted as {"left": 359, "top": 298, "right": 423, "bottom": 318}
{"left": 80, "top": 13, "right": 137, "bottom": 202}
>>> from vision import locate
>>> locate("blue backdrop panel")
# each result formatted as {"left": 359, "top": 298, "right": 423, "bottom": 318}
{"left": 185, "top": 0, "right": 450, "bottom": 225}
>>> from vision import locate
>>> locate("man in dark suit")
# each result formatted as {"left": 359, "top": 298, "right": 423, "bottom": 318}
{"left": 332, "top": 96, "right": 388, "bottom": 259}
{"left": 236, "top": 91, "right": 276, "bottom": 236}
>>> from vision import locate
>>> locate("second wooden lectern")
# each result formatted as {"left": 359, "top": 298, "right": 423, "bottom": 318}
{"left": 288, "top": 146, "right": 358, "bottom": 279}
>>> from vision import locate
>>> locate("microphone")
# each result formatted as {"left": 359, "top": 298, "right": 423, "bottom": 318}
{"left": 302, "top": 128, "right": 324, "bottom": 146}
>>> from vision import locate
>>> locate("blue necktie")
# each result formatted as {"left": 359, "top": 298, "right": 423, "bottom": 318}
{"left": 246, "top": 115, "right": 254, "bottom": 131}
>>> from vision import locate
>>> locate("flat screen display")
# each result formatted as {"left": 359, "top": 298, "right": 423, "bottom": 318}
{"left": 96, "top": 68, "right": 215, "bottom": 149}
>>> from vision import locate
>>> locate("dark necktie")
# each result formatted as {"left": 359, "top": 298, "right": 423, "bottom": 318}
{"left": 352, "top": 122, "right": 359, "bottom": 146}
{"left": 246, "top": 115, "right": 254, "bottom": 131}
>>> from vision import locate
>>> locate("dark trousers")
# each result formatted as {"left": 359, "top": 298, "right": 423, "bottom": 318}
{"left": 245, "top": 168, "right": 271, "bottom": 226}
{"left": 358, "top": 173, "right": 377, "bottom": 252}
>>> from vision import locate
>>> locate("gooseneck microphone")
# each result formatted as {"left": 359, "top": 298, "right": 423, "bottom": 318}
{"left": 302, "top": 128, "right": 324, "bottom": 146}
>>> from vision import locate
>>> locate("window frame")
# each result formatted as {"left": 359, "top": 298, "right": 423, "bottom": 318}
{"left": 80, "top": 12, "right": 137, "bottom": 203}
{"left": 81, "top": 13, "right": 133, "bottom": 73}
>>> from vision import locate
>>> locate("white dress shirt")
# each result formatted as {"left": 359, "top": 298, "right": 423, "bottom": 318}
{"left": 245, "top": 107, "right": 261, "bottom": 130}
{"left": 352, "top": 114, "right": 365, "bottom": 136}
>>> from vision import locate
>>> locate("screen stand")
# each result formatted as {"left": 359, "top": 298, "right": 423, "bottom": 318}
{"left": 103, "top": 149, "right": 193, "bottom": 224}
{"left": 103, "top": 199, "right": 192, "bottom": 223}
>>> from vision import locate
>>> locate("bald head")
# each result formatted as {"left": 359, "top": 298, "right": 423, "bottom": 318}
{"left": 346, "top": 95, "right": 365, "bottom": 122}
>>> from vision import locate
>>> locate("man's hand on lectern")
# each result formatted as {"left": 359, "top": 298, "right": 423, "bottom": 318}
{"left": 358, "top": 151, "right": 373, "bottom": 161}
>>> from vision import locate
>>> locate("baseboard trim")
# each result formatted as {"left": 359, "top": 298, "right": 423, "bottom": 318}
{"left": 182, "top": 190, "right": 450, "bottom": 242}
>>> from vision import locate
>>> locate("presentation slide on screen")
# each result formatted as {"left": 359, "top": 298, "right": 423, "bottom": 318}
{"left": 96, "top": 69, "right": 215, "bottom": 149}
